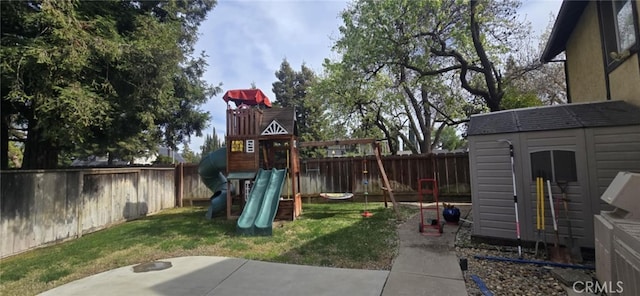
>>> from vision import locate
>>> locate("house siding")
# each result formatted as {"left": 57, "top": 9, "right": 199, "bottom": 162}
{"left": 608, "top": 54, "right": 640, "bottom": 106}
{"left": 566, "top": 1, "right": 608, "bottom": 102}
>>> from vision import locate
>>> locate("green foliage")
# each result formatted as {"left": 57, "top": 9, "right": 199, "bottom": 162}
{"left": 200, "top": 127, "right": 224, "bottom": 156}
{"left": 7, "top": 142, "right": 23, "bottom": 168}
{"left": 272, "top": 59, "right": 330, "bottom": 145}
{"left": 316, "top": 0, "right": 530, "bottom": 154}
{"left": 153, "top": 155, "right": 175, "bottom": 165}
{"left": 1, "top": 0, "right": 218, "bottom": 169}
{"left": 433, "top": 126, "right": 466, "bottom": 151}
{"left": 500, "top": 85, "right": 543, "bottom": 110}
{"left": 504, "top": 16, "right": 567, "bottom": 106}
{"left": 313, "top": 0, "right": 535, "bottom": 156}
{"left": 181, "top": 145, "right": 199, "bottom": 163}
{"left": 309, "top": 59, "right": 401, "bottom": 152}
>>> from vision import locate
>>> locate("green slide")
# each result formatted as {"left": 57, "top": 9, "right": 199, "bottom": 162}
{"left": 237, "top": 169, "right": 272, "bottom": 235}
{"left": 254, "top": 168, "right": 287, "bottom": 236}
{"left": 198, "top": 147, "right": 229, "bottom": 219}
{"left": 236, "top": 168, "right": 287, "bottom": 236}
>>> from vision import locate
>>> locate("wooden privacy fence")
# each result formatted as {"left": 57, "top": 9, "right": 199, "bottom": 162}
{"left": 177, "top": 163, "right": 212, "bottom": 205}
{"left": 177, "top": 152, "right": 471, "bottom": 204}
{"left": 177, "top": 152, "right": 471, "bottom": 203}
{"left": 0, "top": 152, "right": 469, "bottom": 257}
{"left": 1, "top": 167, "right": 175, "bottom": 259}
{"left": 299, "top": 152, "right": 470, "bottom": 199}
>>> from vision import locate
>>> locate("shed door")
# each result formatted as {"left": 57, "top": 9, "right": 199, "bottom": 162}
{"left": 524, "top": 130, "right": 592, "bottom": 248}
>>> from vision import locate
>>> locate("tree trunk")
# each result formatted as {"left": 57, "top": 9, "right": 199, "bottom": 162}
{"left": 419, "top": 85, "right": 433, "bottom": 154}
{"left": 373, "top": 115, "right": 398, "bottom": 155}
{"left": 470, "top": 0, "right": 503, "bottom": 111}
{"left": 22, "top": 123, "right": 59, "bottom": 169}
{"left": 1, "top": 114, "right": 8, "bottom": 170}
{"left": 430, "top": 122, "right": 448, "bottom": 150}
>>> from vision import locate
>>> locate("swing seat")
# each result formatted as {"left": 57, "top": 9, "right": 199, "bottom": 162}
{"left": 320, "top": 193, "right": 354, "bottom": 200}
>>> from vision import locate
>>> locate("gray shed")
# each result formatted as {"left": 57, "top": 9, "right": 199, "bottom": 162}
{"left": 467, "top": 101, "right": 640, "bottom": 248}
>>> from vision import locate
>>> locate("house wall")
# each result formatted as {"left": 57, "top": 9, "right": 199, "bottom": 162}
{"left": 564, "top": 1, "right": 640, "bottom": 106}
{"left": 609, "top": 54, "right": 640, "bottom": 106}
{"left": 565, "top": 1, "right": 607, "bottom": 102}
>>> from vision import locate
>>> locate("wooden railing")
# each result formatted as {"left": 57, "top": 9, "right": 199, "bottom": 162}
{"left": 226, "top": 108, "right": 262, "bottom": 136}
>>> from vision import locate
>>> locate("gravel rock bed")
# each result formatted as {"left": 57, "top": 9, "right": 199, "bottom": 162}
{"left": 454, "top": 211, "right": 595, "bottom": 296}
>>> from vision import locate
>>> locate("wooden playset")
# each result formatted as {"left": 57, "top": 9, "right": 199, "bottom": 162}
{"left": 222, "top": 89, "right": 302, "bottom": 221}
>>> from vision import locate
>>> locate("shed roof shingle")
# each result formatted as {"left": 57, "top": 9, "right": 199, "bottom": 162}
{"left": 467, "top": 101, "right": 640, "bottom": 136}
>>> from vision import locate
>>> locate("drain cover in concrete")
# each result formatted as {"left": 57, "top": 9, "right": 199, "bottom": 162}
{"left": 133, "top": 261, "right": 172, "bottom": 273}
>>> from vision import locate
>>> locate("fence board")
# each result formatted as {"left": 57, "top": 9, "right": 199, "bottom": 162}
{"left": 298, "top": 152, "right": 470, "bottom": 198}
{"left": 164, "top": 153, "right": 470, "bottom": 206}
{"left": 1, "top": 168, "right": 174, "bottom": 259}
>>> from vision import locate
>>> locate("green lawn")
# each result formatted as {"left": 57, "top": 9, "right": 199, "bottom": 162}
{"left": 0, "top": 202, "right": 417, "bottom": 296}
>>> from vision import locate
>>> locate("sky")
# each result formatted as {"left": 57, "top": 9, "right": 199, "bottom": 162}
{"left": 186, "top": 0, "right": 563, "bottom": 153}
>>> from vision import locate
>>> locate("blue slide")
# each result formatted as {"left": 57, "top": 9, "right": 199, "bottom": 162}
{"left": 237, "top": 168, "right": 287, "bottom": 236}
{"left": 198, "top": 147, "right": 229, "bottom": 219}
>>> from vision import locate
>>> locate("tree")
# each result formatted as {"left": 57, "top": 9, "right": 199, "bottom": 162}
{"left": 321, "top": 0, "right": 486, "bottom": 154}
{"left": 310, "top": 60, "right": 406, "bottom": 154}
{"left": 505, "top": 15, "right": 567, "bottom": 106}
{"left": 500, "top": 84, "right": 543, "bottom": 110}
{"left": 200, "top": 127, "right": 224, "bottom": 156}
{"left": 7, "top": 142, "right": 23, "bottom": 168}
{"left": 314, "top": 0, "right": 536, "bottom": 155}
{"left": 1, "top": 0, "right": 218, "bottom": 169}
{"left": 181, "top": 145, "right": 199, "bottom": 163}
{"left": 2, "top": 0, "right": 109, "bottom": 168}
{"left": 336, "top": 0, "right": 533, "bottom": 112}
{"left": 433, "top": 126, "right": 466, "bottom": 151}
{"left": 272, "top": 59, "right": 330, "bottom": 144}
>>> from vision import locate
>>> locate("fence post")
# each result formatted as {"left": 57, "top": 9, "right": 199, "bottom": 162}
{"left": 77, "top": 171, "right": 84, "bottom": 238}
{"left": 176, "top": 163, "right": 184, "bottom": 207}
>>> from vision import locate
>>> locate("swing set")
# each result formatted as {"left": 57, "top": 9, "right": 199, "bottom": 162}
{"left": 299, "top": 139, "right": 401, "bottom": 219}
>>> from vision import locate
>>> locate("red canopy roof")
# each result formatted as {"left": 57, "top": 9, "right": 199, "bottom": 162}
{"left": 222, "top": 89, "right": 272, "bottom": 108}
